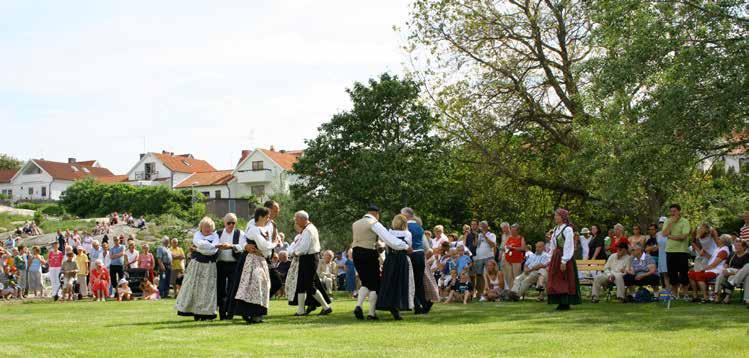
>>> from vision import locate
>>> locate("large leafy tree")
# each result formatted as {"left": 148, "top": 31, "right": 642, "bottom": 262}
{"left": 0, "top": 154, "right": 22, "bottom": 171}
{"left": 292, "top": 73, "right": 468, "bottom": 247}
{"left": 407, "top": 0, "right": 748, "bottom": 226}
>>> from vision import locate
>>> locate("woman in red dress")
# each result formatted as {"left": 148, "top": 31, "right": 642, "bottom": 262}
{"left": 90, "top": 260, "right": 110, "bottom": 302}
{"left": 504, "top": 224, "right": 526, "bottom": 289}
{"left": 547, "top": 208, "right": 581, "bottom": 310}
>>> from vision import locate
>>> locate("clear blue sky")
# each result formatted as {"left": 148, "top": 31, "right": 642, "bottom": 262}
{"left": 1, "top": 0, "right": 410, "bottom": 173}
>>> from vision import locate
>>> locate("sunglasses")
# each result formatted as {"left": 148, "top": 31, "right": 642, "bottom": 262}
{"left": 226, "top": 222, "right": 236, "bottom": 225}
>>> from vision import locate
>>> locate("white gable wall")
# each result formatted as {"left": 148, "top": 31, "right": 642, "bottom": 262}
{"left": 125, "top": 153, "right": 174, "bottom": 182}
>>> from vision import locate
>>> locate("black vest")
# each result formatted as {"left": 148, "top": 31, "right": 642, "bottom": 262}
{"left": 217, "top": 229, "right": 242, "bottom": 260}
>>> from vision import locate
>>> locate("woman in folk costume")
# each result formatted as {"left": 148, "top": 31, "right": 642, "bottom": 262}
{"left": 285, "top": 210, "right": 333, "bottom": 316}
{"left": 423, "top": 249, "right": 440, "bottom": 303}
{"left": 227, "top": 207, "right": 276, "bottom": 324}
{"left": 176, "top": 217, "right": 221, "bottom": 320}
{"left": 375, "top": 214, "right": 415, "bottom": 320}
{"left": 547, "top": 208, "right": 581, "bottom": 310}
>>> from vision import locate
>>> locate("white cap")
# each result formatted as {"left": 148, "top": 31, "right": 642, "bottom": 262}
{"left": 658, "top": 216, "right": 667, "bottom": 223}
{"left": 118, "top": 278, "right": 128, "bottom": 286}
{"left": 581, "top": 228, "right": 590, "bottom": 234}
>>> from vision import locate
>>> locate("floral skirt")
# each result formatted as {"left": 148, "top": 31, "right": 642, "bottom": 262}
{"left": 229, "top": 253, "right": 270, "bottom": 318}
{"left": 176, "top": 260, "right": 217, "bottom": 318}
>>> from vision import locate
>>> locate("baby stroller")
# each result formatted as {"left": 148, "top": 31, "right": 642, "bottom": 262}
{"left": 53, "top": 271, "right": 83, "bottom": 301}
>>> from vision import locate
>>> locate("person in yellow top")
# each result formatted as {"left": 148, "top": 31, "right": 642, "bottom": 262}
{"left": 663, "top": 203, "right": 691, "bottom": 299}
{"left": 170, "top": 238, "right": 186, "bottom": 297}
{"left": 76, "top": 248, "right": 90, "bottom": 297}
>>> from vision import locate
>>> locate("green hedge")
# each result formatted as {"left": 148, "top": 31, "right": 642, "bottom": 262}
{"left": 60, "top": 178, "right": 199, "bottom": 220}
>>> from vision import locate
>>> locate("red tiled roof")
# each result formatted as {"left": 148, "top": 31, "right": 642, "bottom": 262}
{"left": 76, "top": 160, "right": 97, "bottom": 167}
{"left": 174, "top": 170, "right": 234, "bottom": 188}
{"left": 0, "top": 169, "right": 17, "bottom": 183}
{"left": 33, "top": 159, "right": 114, "bottom": 181}
{"left": 152, "top": 152, "right": 216, "bottom": 173}
{"left": 96, "top": 175, "right": 129, "bottom": 184}
{"left": 260, "top": 149, "right": 303, "bottom": 171}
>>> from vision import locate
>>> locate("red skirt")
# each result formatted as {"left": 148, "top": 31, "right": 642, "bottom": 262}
{"left": 546, "top": 248, "right": 581, "bottom": 305}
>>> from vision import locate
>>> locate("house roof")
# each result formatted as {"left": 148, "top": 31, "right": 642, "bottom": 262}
{"left": 96, "top": 175, "right": 129, "bottom": 184}
{"left": 32, "top": 159, "right": 114, "bottom": 181}
{"left": 76, "top": 160, "right": 98, "bottom": 167}
{"left": 259, "top": 149, "right": 303, "bottom": 171}
{"left": 0, "top": 169, "right": 18, "bottom": 183}
{"left": 728, "top": 130, "right": 749, "bottom": 155}
{"left": 151, "top": 152, "right": 216, "bottom": 173}
{"left": 174, "top": 170, "right": 234, "bottom": 188}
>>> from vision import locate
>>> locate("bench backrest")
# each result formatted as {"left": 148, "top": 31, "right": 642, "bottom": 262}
{"left": 576, "top": 259, "right": 606, "bottom": 271}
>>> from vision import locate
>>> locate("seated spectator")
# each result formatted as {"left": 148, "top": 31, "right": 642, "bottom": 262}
{"left": 623, "top": 244, "right": 660, "bottom": 293}
{"left": 510, "top": 241, "right": 549, "bottom": 301}
{"left": 454, "top": 245, "right": 472, "bottom": 275}
{"left": 90, "top": 260, "right": 110, "bottom": 302}
{"left": 447, "top": 271, "right": 473, "bottom": 304}
{"left": 136, "top": 216, "right": 146, "bottom": 229}
{"left": 481, "top": 259, "right": 504, "bottom": 302}
{"left": 715, "top": 240, "right": 749, "bottom": 304}
{"left": 440, "top": 269, "right": 458, "bottom": 299}
{"left": 117, "top": 278, "right": 132, "bottom": 301}
{"left": 61, "top": 251, "right": 79, "bottom": 301}
{"left": 0, "top": 265, "right": 20, "bottom": 300}
{"left": 592, "top": 242, "right": 631, "bottom": 303}
{"left": 688, "top": 234, "right": 729, "bottom": 302}
{"left": 317, "top": 250, "right": 337, "bottom": 294}
{"left": 139, "top": 279, "right": 160, "bottom": 300}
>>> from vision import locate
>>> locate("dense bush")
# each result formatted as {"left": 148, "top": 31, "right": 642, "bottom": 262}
{"left": 41, "top": 204, "right": 65, "bottom": 216}
{"left": 60, "top": 178, "right": 197, "bottom": 220}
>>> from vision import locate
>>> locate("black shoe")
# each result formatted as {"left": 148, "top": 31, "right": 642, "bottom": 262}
{"left": 305, "top": 306, "right": 316, "bottom": 315}
{"left": 424, "top": 301, "right": 433, "bottom": 313}
{"left": 319, "top": 307, "right": 332, "bottom": 316}
{"left": 414, "top": 307, "right": 425, "bottom": 315}
{"left": 242, "top": 316, "right": 254, "bottom": 324}
{"left": 293, "top": 312, "right": 308, "bottom": 317}
{"left": 354, "top": 306, "right": 364, "bottom": 320}
{"left": 251, "top": 316, "right": 264, "bottom": 324}
{"left": 555, "top": 304, "right": 570, "bottom": 311}
{"left": 366, "top": 315, "right": 379, "bottom": 320}
{"left": 193, "top": 316, "right": 201, "bottom": 321}
{"left": 390, "top": 309, "right": 402, "bottom": 321}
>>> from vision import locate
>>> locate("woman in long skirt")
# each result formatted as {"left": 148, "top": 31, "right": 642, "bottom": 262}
{"left": 375, "top": 214, "right": 415, "bottom": 320}
{"left": 176, "top": 217, "right": 220, "bottom": 321}
{"left": 547, "top": 208, "right": 581, "bottom": 310}
{"left": 227, "top": 207, "right": 275, "bottom": 324}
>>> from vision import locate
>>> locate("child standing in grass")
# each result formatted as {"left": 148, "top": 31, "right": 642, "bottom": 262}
{"left": 447, "top": 271, "right": 474, "bottom": 304}
{"left": 61, "top": 251, "right": 79, "bottom": 301}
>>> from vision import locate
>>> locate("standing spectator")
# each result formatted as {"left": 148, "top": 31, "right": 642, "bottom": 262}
{"left": 663, "top": 204, "right": 691, "bottom": 299}
{"left": 504, "top": 224, "right": 526, "bottom": 289}
{"left": 579, "top": 228, "right": 592, "bottom": 260}
{"left": 591, "top": 242, "right": 631, "bottom": 303}
{"left": 156, "top": 237, "right": 172, "bottom": 298}
{"left": 645, "top": 224, "right": 660, "bottom": 266}
{"left": 75, "top": 248, "right": 89, "bottom": 297}
{"left": 89, "top": 241, "right": 103, "bottom": 273}
{"left": 108, "top": 237, "right": 125, "bottom": 297}
{"left": 170, "top": 238, "right": 185, "bottom": 297}
{"left": 687, "top": 234, "right": 729, "bottom": 302}
{"left": 473, "top": 221, "right": 497, "bottom": 297}
{"left": 498, "top": 222, "right": 512, "bottom": 287}
{"left": 27, "top": 246, "right": 45, "bottom": 297}
{"left": 61, "top": 251, "right": 78, "bottom": 301}
{"left": 48, "top": 242, "right": 64, "bottom": 299}
{"left": 608, "top": 224, "right": 629, "bottom": 254}
{"left": 138, "top": 243, "right": 155, "bottom": 283}
{"left": 588, "top": 225, "right": 606, "bottom": 260}
{"left": 654, "top": 217, "right": 670, "bottom": 289}
{"left": 4, "top": 236, "right": 15, "bottom": 250}
{"left": 740, "top": 211, "right": 749, "bottom": 243}
{"left": 81, "top": 232, "right": 94, "bottom": 254}
{"left": 335, "top": 251, "right": 346, "bottom": 291}
{"left": 56, "top": 230, "right": 65, "bottom": 253}
{"left": 125, "top": 242, "right": 139, "bottom": 269}
{"left": 13, "top": 247, "right": 27, "bottom": 298}
{"left": 344, "top": 249, "right": 356, "bottom": 297}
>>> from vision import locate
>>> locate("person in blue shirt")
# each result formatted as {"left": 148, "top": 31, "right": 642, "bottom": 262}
{"left": 447, "top": 271, "right": 474, "bottom": 304}
{"left": 455, "top": 246, "right": 472, "bottom": 275}
{"left": 400, "top": 207, "right": 432, "bottom": 314}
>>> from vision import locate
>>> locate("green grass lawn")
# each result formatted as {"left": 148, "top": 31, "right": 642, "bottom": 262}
{"left": 3, "top": 294, "right": 748, "bottom": 357}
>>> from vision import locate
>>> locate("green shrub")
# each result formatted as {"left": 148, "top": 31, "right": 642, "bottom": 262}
{"left": 33, "top": 210, "right": 43, "bottom": 225}
{"left": 41, "top": 204, "right": 65, "bottom": 217}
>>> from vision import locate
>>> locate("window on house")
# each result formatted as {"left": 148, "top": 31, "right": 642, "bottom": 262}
{"left": 252, "top": 161, "right": 264, "bottom": 171}
{"left": 7, "top": 190, "right": 11, "bottom": 197}
{"left": 215, "top": 190, "right": 222, "bottom": 199}
{"left": 41, "top": 187, "right": 47, "bottom": 197}
{"left": 740, "top": 158, "right": 749, "bottom": 174}
{"left": 251, "top": 185, "right": 265, "bottom": 196}
{"left": 28, "top": 187, "right": 33, "bottom": 195}
{"left": 201, "top": 191, "right": 210, "bottom": 198}
{"left": 23, "top": 165, "right": 42, "bottom": 175}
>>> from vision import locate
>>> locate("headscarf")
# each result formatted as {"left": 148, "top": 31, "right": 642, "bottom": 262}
{"left": 555, "top": 208, "right": 572, "bottom": 228}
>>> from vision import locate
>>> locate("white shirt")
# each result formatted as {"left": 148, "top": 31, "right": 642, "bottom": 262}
{"left": 125, "top": 249, "right": 139, "bottom": 268}
{"left": 707, "top": 246, "right": 729, "bottom": 274}
{"left": 247, "top": 218, "right": 277, "bottom": 241}
{"left": 247, "top": 226, "right": 276, "bottom": 257}
{"left": 193, "top": 231, "right": 219, "bottom": 256}
{"left": 475, "top": 231, "right": 497, "bottom": 260}
{"left": 82, "top": 235, "right": 94, "bottom": 253}
{"left": 550, "top": 225, "right": 575, "bottom": 265}
{"left": 288, "top": 223, "right": 320, "bottom": 256}
{"left": 431, "top": 234, "right": 448, "bottom": 249}
{"left": 525, "top": 252, "right": 550, "bottom": 270}
{"left": 579, "top": 236, "right": 592, "bottom": 260}
{"left": 364, "top": 214, "right": 401, "bottom": 247}
{"left": 217, "top": 228, "right": 246, "bottom": 262}
{"left": 384, "top": 229, "right": 411, "bottom": 250}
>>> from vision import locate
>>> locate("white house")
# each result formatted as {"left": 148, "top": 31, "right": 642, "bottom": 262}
{"left": 229, "top": 147, "right": 302, "bottom": 199}
{"left": 123, "top": 151, "right": 218, "bottom": 188}
{"left": 174, "top": 170, "right": 234, "bottom": 199}
{"left": 2, "top": 158, "right": 115, "bottom": 201}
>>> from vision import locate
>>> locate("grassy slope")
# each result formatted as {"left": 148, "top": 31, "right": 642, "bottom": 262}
{"left": 4, "top": 295, "right": 748, "bottom": 357}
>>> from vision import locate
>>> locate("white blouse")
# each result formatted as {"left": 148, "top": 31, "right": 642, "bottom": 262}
{"left": 193, "top": 231, "right": 219, "bottom": 256}
{"left": 247, "top": 226, "right": 276, "bottom": 257}
{"left": 385, "top": 229, "right": 411, "bottom": 250}
{"left": 550, "top": 225, "right": 575, "bottom": 265}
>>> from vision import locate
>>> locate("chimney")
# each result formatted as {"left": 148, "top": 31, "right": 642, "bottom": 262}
{"left": 68, "top": 158, "right": 76, "bottom": 164}
{"left": 162, "top": 150, "right": 174, "bottom": 156}
{"left": 270, "top": 145, "right": 275, "bottom": 152}
{"left": 139, "top": 153, "right": 145, "bottom": 159}
{"left": 280, "top": 149, "right": 287, "bottom": 154}
{"left": 241, "top": 150, "right": 250, "bottom": 158}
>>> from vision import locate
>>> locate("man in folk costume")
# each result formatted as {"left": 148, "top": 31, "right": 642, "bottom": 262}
{"left": 286, "top": 211, "right": 332, "bottom": 316}
{"left": 215, "top": 213, "right": 246, "bottom": 321}
{"left": 350, "top": 205, "right": 399, "bottom": 320}
{"left": 547, "top": 208, "right": 581, "bottom": 311}
{"left": 401, "top": 207, "right": 433, "bottom": 315}
{"left": 247, "top": 200, "right": 284, "bottom": 297}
